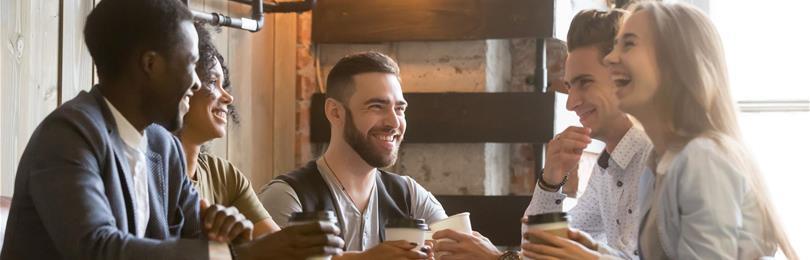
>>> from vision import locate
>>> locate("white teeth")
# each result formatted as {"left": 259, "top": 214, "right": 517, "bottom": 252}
{"left": 375, "top": 135, "right": 396, "bottom": 142}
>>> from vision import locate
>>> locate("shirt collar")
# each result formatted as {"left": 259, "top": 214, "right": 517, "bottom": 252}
{"left": 103, "top": 97, "right": 146, "bottom": 152}
{"left": 604, "top": 126, "right": 653, "bottom": 170}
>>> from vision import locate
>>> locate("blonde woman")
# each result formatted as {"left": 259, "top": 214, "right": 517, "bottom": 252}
{"left": 521, "top": 2, "right": 796, "bottom": 259}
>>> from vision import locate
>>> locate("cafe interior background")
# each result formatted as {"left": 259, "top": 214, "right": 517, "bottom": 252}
{"left": 0, "top": 0, "right": 808, "bottom": 257}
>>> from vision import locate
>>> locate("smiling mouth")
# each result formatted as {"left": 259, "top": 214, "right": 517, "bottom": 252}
{"left": 611, "top": 74, "right": 632, "bottom": 87}
{"left": 212, "top": 108, "right": 228, "bottom": 122}
{"left": 578, "top": 109, "right": 595, "bottom": 121}
{"left": 373, "top": 133, "right": 399, "bottom": 142}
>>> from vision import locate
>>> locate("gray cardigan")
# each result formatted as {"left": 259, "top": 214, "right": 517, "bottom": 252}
{"left": 1, "top": 87, "right": 208, "bottom": 260}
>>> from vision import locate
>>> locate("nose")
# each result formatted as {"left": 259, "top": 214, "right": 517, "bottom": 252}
{"left": 383, "top": 107, "right": 402, "bottom": 130}
{"left": 604, "top": 46, "right": 620, "bottom": 66}
{"left": 190, "top": 72, "right": 202, "bottom": 92}
{"left": 219, "top": 87, "right": 234, "bottom": 105}
{"left": 566, "top": 86, "right": 582, "bottom": 112}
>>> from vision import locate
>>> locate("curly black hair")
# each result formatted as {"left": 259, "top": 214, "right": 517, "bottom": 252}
{"left": 194, "top": 22, "right": 240, "bottom": 125}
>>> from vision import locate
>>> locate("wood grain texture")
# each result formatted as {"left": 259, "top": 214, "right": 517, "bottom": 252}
{"left": 1, "top": 0, "right": 61, "bottom": 196}
{"left": 313, "top": 0, "right": 555, "bottom": 43}
{"left": 60, "top": 0, "right": 95, "bottom": 102}
{"left": 310, "top": 92, "right": 556, "bottom": 143}
{"left": 272, "top": 9, "right": 297, "bottom": 180}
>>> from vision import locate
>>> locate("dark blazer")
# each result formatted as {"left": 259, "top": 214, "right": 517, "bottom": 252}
{"left": 1, "top": 87, "right": 208, "bottom": 260}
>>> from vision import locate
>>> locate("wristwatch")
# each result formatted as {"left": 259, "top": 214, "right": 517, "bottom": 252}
{"left": 499, "top": 250, "right": 521, "bottom": 260}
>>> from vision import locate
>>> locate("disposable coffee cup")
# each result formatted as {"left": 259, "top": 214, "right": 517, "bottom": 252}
{"left": 429, "top": 212, "right": 472, "bottom": 258}
{"left": 428, "top": 212, "right": 472, "bottom": 235}
{"left": 288, "top": 211, "right": 339, "bottom": 260}
{"left": 385, "top": 218, "right": 429, "bottom": 252}
{"left": 526, "top": 212, "right": 569, "bottom": 244}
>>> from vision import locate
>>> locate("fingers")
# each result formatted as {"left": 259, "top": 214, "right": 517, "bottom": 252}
{"left": 225, "top": 219, "right": 252, "bottom": 242}
{"left": 433, "top": 239, "right": 461, "bottom": 253}
{"left": 293, "top": 221, "right": 341, "bottom": 236}
{"left": 383, "top": 240, "right": 419, "bottom": 250}
{"left": 563, "top": 126, "right": 591, "bottom": 137}
{"left": 432, "top": 229, "right": 469, "bottom": 242}
{"left": 299, "top": 245, "right": 343, "bottom": 258}
{"left": 203, "top": 204, "right": 224, "bottom": 232}
{"left": 523, "top": 229, "right": 566, "bottom": 248}
{"left": 521, "top": 242, "right": 565, "bottom": 259}
{"left": 294, "top": 232, "right": 345, "bottom": 249}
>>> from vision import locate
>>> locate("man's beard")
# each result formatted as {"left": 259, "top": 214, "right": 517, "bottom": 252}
{"left": 343, "top": 109, "right": 399, "bottom": 168}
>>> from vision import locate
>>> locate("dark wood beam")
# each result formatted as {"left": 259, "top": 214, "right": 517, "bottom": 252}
{"left": 310, "top": 92, "right": 556, "bottom": 143}
{"left": 312, "top": 0, "right": 555, "bottom": 43}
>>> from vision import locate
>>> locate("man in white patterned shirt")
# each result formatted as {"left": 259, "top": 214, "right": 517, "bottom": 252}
{"left": 429, "top": 9, "right": 652, "bottom": 260}
{"left": 520, "top": 9, "right": 653, "bottom": 260}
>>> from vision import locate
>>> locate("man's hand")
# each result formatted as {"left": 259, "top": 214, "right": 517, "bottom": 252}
{"left": 432, "top": 229, "right": 500, "bottom": 260}
{"left": 521, "top": 228, "right": 599, "bottom": 260}
{"left": 235, "top": 221, "right": 344, "bottom": 260}
{"left": 543, "top": 127, "right": 591, "bottom": 186}
{"left": 201, "top": 199, "right": 253, "bottom": 243}
{"left": 338, "top": 241, "right": 430, "bottom": 260}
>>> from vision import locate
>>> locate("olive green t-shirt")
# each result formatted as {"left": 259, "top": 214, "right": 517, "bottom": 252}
{"left": 192, "top": 153, "right": 271, "bottom": 223}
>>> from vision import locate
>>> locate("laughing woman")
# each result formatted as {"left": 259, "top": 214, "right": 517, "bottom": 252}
{"left": 521, "top": 2, "right": 796, "bottom": 259}
{"left": 177, "top": 24, "right": 281, "bottom": 239}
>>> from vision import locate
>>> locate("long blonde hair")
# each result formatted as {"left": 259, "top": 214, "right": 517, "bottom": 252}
{"left": 629, "top": 2, "right": 797, "bottom": 259}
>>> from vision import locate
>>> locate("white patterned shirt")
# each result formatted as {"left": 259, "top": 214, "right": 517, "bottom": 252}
{"left": 524, "top": 126, "right": 652, "bottom": 259}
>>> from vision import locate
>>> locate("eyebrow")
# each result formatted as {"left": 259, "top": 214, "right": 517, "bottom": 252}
{"left": 364, "top": 98, "right": 408, "bottom": 106}
{"left": 569, "top": 74, "right": 592, "bottom": 86}
{"left": 613, "top": 33, "right": 638, "bottom": 44}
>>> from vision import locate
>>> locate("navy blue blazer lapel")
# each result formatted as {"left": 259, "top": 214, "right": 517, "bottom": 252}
{"left": 92, "top": 87, "right": 139, "bottom": 234}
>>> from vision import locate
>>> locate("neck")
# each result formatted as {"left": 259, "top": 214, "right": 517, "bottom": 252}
{"left": 600, "top": 115, "right": 633, "bottom": 154}
{"left": 99, "top": 81, "right": 149, "bottom": 133}
{"left": 322, "top": 141, "right": 377, "bottom": 190}
{"left": 178, "top": 130, "right": 206, "bottom": 180}
{"left": 632, "top": 109, "right": 671, "bottom": 158}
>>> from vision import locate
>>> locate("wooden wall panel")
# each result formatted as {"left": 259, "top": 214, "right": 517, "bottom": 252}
{"left": 272, "top": 10, "right": 297, "bottom": 180}
{"left": 225, "top": 1, "right": 278, "bottom": 189}
{"left": 1, "top": 0, "right": 61, "bottom": 196}
{"left": 60, "top": 0, "right": 95, "bottom": 102}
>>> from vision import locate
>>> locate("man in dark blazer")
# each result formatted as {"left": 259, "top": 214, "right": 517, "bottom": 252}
{"left": 0, "top": 0, "right": 343, "bottom": 259}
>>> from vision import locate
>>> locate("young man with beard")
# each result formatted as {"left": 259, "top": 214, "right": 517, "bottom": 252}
{"left": 430, "top": 9, "right": 653, "bottom": 260}
{"left": 0, "top": 0, "right": 343, "bottom": 259}
{"left": 259, "top": 52, "right": 447, "bottom": 260}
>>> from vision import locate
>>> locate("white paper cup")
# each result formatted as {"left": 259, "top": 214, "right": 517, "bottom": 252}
{"left": 429, "top": 212, "right": 472, "bottom": 235}
{"left": 385, "top": 228, "right": 427, "bottom": 252}
{"left": 429, "top": 212, "right": 472, "bottom": 259}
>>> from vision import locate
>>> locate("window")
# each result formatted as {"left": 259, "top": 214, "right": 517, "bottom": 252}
{"left": 709, "top": 0, "right": 810, "bottom": 258}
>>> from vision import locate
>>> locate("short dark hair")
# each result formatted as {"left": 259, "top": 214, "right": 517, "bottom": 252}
{"left": 567, "top": 9, "right": 628, "bottom": 57}
{"left": 194, "top": 22, "right": 239, "bottom": 125}
{"left": 84, "top": 0, "right": 193, "bottom": 81}
{"left": 325, "top": 52, "right": 400, "bottom": 104}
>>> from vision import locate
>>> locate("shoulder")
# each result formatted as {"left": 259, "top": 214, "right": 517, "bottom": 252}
{"left": 673, "top": 137, "right": 737, "bottom": 172}
{"left": 25, "top": 92, "right": 108, "bottom": 155}
{"left": 668, "top": 136, "right": 749, "bottom": 192}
